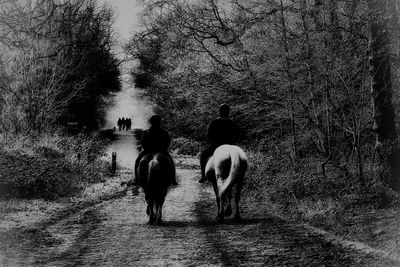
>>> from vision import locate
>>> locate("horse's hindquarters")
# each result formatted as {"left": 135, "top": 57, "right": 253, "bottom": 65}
{"left": 140, "top": 153, "right": 172, "bottom": 225}
{"left": 209, "top": 145, "right": 248, "bottom": 222}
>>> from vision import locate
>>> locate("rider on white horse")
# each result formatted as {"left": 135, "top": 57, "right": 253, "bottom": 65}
{"left": 199, "top": 104, "right": 240, "bottom": 183}
{"left": 133, "top": 115, "right": 177, "bottom": 186}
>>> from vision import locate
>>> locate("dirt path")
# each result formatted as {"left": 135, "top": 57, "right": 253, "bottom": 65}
{"left": 1, "top": 131, "right": 398, "bottom": 266}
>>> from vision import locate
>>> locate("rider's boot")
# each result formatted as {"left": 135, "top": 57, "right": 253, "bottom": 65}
{"left": 198, "top": 166, "right": 207, "bottom": 183}
{"left": 198, "top": 175, "right": 207, "bottom": 183}
{"left": 132, "top": 167, "right": 139, "bottom": 186}
{"left": 198, "top": 153, "right": 208, "bottom": 183}
{"left": 170, "top": 167, "right": 178, "bottom": 186}
{"left": 171, "top": 177, "right": 178, "bottom": 186}
{"left": 167, "top": 154, "right": 178, "bottom": 186}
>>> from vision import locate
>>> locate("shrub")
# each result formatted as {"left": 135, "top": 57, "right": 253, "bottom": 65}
{"left": 0, "top": 132, "right": 110, "bottom": 200}
{"left": 0, "top": 150, "right": 80, "bottom": 199}
{"left": 244, "top": 151, "right": 398, "bottom": 221}
{"left": 170, "top": 137, "right": 203, "bottom": 156}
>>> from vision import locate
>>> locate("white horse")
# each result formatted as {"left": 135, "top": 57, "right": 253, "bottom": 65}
{"left": 205, "top": 145, "right": 248, "bottom": 222}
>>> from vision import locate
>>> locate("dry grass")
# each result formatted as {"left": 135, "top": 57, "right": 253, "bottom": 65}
{"left": 0, "top": 132, "right": 111, "bottom": 201}
{"left": 0, "top": 199, "right": 17, "bottom": 219}
{"left": 171, "top": 137, "right": 203, "bottom": 156}
{"left": 241, "top": 149, "right": 400, "bottom": 259}
{"left": 244, "top": 150, "right": 398, "bottom": 220}
{"left": 295, "top": 197, "right": 342, "bottom": 221}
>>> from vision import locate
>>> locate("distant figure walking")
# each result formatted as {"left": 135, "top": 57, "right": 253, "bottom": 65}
{"left": 121, "top": 117, "right": 126, "bottom": 131}
{"left": 133, "top": 115, "right": 178, "bottom": 186}
{"left": 199, "top": 104, "right": 240, "bottom": 183}
{"left": 117, "top": 118, "right": 122, "bottom": 131}
{"left": 126, "top": 118, "right": 132, "bottom": 131}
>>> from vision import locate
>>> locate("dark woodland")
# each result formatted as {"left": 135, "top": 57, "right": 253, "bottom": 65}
{"left": 128, "top": 0, "right": 400, "bottom": 196}
{"left": 0, "top": 0, "right": 400, "bottom": 265}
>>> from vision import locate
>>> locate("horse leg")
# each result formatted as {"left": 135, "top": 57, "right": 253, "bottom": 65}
{"left": 145, "top": 196, "right": 151, "bottom": 215}
{"left": 155, "top": 196, "right": 164, "bottom": 225}
{"left": 211, "top": 181, "right": 221, "bottom": 220}
{"left": 225, "top": 189, "right": 233, "bottom": 217}
{"left": 235, "top": 162, "right": 247, "bottom": 221}
{"left": 216, "top": 196, "right": 223, "bottom": 222}
{"left": 155, "top": 203, "right": 159, "bottom": 224}
{"left": 148, "top": 199, "right": 155, "bottom": 224}
{"left": 218, "top": 194, "right": 225, "bottom": 222}
{"left": 234, "top": 180, "right": 243, "bottom": 221}
{"left": 156, "top": 203, "right": 163, "bottom": 225}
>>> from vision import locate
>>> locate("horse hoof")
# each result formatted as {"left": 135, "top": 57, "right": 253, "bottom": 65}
{"left": 225, "top": 206, "right": 232, "bottom": 217}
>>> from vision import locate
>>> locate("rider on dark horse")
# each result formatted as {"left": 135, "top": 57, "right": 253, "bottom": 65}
{"left": 133, "top": 114, "right": 177, "bottom": 186}
{"left": 199, "top": 104, "right": 240, "bottom": 183}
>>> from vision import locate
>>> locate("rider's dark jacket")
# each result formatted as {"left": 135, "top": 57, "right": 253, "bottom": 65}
{"left": 206, "top": 117, "right": 239, "bottom": 146}
{"left": 141, "top": 127, "right": 171, "bottom": 152}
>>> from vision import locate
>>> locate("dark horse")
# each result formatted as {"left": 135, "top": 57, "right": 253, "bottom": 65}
{"left": 205, "top": 145, "right": 248, "bottom": 222}
{"left": 137, "top": 152, "right": 174, "bottom": 224}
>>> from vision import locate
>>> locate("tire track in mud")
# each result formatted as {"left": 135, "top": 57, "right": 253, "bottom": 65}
{"left": 1, "top": 130, "right": 399, "bottom": 266}
{"left": 1, "top": 170, "right": 398, "bottom": 266}
{"left": 0, "top": 188, "right": 128, "bottom": 265}
{"left": 12, "top": 167, "right": 393, "bottom": 266}
{"left": 193, "top": 178, "right": 394, "bottom": 267}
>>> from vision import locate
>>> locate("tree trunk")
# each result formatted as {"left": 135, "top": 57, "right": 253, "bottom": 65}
{"left": 280, "top": 0, "right": 297, "bottom": 164}
{"left": 368, "top": 0, "right": 400, "bottom": 191}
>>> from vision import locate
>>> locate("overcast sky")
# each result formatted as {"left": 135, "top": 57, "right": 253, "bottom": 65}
{"left": 98, "top": 0, "right": 141, "bottom": 42}
{"left": 97, "top": 1, "right": 153, "bottom": 131}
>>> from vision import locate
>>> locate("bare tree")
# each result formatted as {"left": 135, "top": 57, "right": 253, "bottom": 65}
{"left": 0, "top": 0, "right": 120, "bottom": 133}
{"left": 0, "top": 42, "right": 84, "bottom": 134}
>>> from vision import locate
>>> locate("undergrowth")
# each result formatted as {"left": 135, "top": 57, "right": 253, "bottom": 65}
{"left": 171, "top": 137, "right": 203, "bottom": 156}
{"left": 170, "top": 136, "right": 399, "bottom": 223}
{"left": 0, "top": 132, "right": 111, "bottom": 200}
{"left": 245, "top": 150, "right": 400, "bottom": 224}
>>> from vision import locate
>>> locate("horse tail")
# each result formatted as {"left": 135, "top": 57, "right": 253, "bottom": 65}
{"left": 146, "top": 157, "right": 161, "bottom": 197}
{"left": 148, "top": 159, "right": 160, "bottom": 181}
{"left": 146, "top": 154, "right": 170, "bottom": 197}
{"left": 217, "top": 147, "right": 246, "bottom": 198}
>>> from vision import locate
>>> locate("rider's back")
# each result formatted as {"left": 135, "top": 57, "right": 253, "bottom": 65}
{"left": 141, "top": 127, "right": 171, "bottom": 153}
{"left": 207, "top": 118, "right": 239, "bottom": 146}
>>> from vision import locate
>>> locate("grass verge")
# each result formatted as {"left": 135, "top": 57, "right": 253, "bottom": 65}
{"left": 172, "top": 138, "right": 400, "bottom": 258}
{"left": 0, "top": 132, "right": 112, "bottom": 217}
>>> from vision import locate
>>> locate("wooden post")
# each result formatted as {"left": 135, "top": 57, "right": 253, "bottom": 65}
{"left": 111, "top": 152, "right": 117, "bottom": 174}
